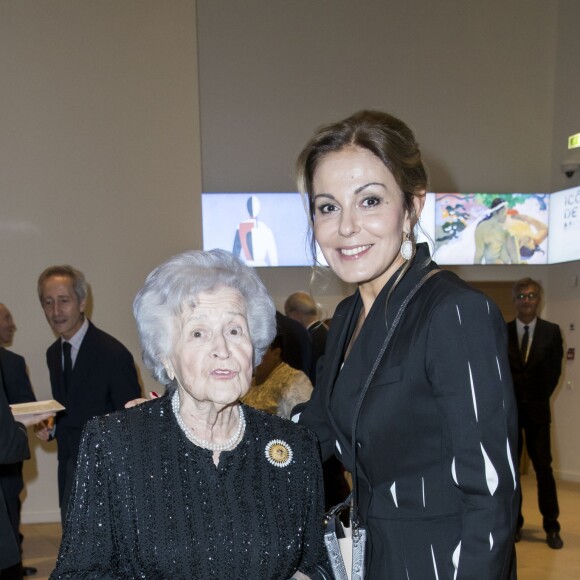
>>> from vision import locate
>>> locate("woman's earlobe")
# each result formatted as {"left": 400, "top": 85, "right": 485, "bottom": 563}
{"left": 163, "top": 359, "right": 175, "bottom": 380}
{"left": 413, "top": 190, "right": 427, "bottom": 220}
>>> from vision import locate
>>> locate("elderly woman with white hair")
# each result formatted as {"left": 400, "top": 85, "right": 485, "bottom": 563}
{"left": 51, "top": 249, "right": 329, "bottom": 580}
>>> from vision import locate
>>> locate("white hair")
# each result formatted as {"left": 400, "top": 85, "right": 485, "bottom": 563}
{"left": 133, "top": 249, "right": 276, "bottom": 384}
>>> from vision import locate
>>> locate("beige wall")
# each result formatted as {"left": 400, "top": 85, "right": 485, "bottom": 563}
{"left": 1, "top": 1, "right": 201, "bottom": 521}
{"left": 0, "top": 0, "right": 578, "bottom": 523}
{"left": 544, "top": 0, "right": 580, "bottom": 481}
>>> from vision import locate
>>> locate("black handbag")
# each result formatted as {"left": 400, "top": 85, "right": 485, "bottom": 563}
{"left": 323, "top": 269, "right": 441, "bottom": 580}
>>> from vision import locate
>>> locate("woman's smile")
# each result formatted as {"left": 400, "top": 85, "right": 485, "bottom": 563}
{"left": 312, "top": 146, "right": 411, "bottom": 300}
{"left": 338, "top": 244, "right": 373, "bottom": 258}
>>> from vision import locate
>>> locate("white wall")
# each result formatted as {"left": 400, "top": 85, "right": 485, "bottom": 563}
{"left": 1, "top": 1, "right": 201, "bottom": 522}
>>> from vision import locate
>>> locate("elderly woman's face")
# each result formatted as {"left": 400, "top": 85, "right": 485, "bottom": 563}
{"left": 312, "top": 146, "right": 412, "bottom": 293}
{"left": 168, "top": 286, "right": 254, "bottom": 407}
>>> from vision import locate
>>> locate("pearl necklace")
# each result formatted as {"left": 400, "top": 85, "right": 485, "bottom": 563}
{"left": 171, "top": 391, "right": 246, "bottom": 452}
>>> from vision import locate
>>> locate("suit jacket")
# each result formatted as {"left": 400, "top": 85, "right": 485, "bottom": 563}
{"left": 0, "top": 360, "right": 30, "bottom": 569}
{"left": 300, "top": 244, "right": 519, "bottom": 579}
{"left": 0, "top": 348, "right": 36, "bottom": 405}
{"left": 507, "top": 318, "right": 563, "bottom": 425}
{"left": 275, "top": 311, "right": 312, "bottom": 376}
{"left": 0, "top": 348, "right": 36, "bottom": 500}
{"left": 307, "top": 321, "right": 327, "bottom": 386}
{"left": 47, "top": 321, "right": 141, "bottom": 468}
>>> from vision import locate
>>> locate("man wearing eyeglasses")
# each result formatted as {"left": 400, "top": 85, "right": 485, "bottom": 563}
{"left": 507, "top": 277, "right": 564, "bottom": 549}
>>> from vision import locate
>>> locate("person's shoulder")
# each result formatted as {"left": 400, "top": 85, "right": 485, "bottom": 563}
{"left": 426, "top": 270, "right": 502, "bottom": 318}
{"left": 88, "top": 396, "right": 164, "bottom": 432}
{"left": 429, "top": 270, "right": 479, "bottom": 300}
{"left": 0, "top": 347, "right": 25, "bottom": 366}
{"left": 537, "top": 318, "right": 561, "bottom": 333}
{"left": 244, "top": 404, "right": 318, "bottom": 446}
{"left": 46, "top": 337, "right": 61, "bottom": 356}
{"left": 86, "top": 322, "right": 133, "bottom": 356}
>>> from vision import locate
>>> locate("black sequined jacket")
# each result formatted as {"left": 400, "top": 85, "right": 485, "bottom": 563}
{"left": 50, "top": 395, "right": 327, "bottom": 579}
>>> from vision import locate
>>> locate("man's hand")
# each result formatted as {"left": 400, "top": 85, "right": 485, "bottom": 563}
{"left": 15, "top": 412, "right": 55, "bottom": 430}
{"left": 32, "top": 416, "right": 55, "bottom": 440}
{"left": 124, "top": 391, "right": 161, "bottom": 409}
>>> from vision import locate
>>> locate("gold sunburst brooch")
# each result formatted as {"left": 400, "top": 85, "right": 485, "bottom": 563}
{"left": 265, "top": 439, "right": 293, "bottom": 467}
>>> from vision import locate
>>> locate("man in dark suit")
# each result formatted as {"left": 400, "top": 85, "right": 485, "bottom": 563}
{"left": 34, "top": 265, "right": 141, "bottom": 523}
{"left": 274, "top": 311, "right": 312, "bottom": 378}
{"left": 284, "top": 292, "right": 327, "bottom": 385}
{"left": 283, "top": 293, "right": 349, "bottom": 514}
{"left": 0, "top": 304, "right": 37, "bottom": 577}
{"left": 0, "top": 358, "right": 53, "bottom": 580}
{"left": 507, "top": 277, "right": 564, "bottom": 549}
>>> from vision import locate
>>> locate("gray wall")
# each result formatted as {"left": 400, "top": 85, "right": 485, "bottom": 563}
{"left": 544, "top": 0, "right": 580, "bottom": 480}
{"left": 197, "top": 0, "right": 580, "bottom": 483}
{"left": 197, "top": 0, "right": 558, "bottom": 194}
{"left": 0, "top": 0, "right": 578, "bottom": 522}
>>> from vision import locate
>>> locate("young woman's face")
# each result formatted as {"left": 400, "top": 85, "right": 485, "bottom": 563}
{"left": 312, "top": 146, "right": 413, "bottom": 296}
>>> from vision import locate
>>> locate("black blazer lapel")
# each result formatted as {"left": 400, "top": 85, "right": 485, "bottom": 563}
{"left": 321, "top": 293, "right": 362, "bottom": 461}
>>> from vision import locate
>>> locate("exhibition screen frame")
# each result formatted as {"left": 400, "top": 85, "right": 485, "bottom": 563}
{"left": 202, "top": 188, "right": 580, "bottom": 267}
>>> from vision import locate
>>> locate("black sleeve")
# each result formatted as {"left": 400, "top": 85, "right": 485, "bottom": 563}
{"left": 0, "top": 368, "right": 30, "bottom": 465}
{"left": 2, "top": 352, "right": 36, "bottom": 404}
{"left": 426, "top": 290, "right": 518, "bottom": 578}
{"left": 547, "top": 324, "right": 564, "bottom": 395}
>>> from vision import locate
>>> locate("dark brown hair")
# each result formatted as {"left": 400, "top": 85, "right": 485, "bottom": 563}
{"left": 296, "top": 110, "right": 428, "bottom": 258}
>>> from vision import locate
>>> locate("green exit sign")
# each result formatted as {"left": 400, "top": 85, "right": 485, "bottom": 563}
{"left": 569, "top": 133, "right": 580, "bottom": 149}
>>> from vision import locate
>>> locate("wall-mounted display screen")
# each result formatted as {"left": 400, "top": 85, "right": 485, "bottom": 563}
{"left": 433, "top": 193, "right": 550, "bottom": 265}
{"left": 548, "top": 186, "right": 580, "bottom": 264}
{"left": 202, "top": 192, "right": 314, "bottom": 266}
{"left": 202, "top": 189, "right": 580, "bottom": 266}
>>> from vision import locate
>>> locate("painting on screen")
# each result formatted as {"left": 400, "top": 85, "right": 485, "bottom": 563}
{"left": 549, "top": 187, "right": 580, "bottom": 264}
{"left": 433, "top": 193, "right": 550, "bottom": 265}
{"left": 202, "top": 193, "right": 314, "bottom": 267}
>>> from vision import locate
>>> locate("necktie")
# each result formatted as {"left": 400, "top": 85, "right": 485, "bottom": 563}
{"left": 520, "top": 325, "right": 529, "bottom": 363}
{"left": 62, "top": 341, "right": 73, "bottom": 392}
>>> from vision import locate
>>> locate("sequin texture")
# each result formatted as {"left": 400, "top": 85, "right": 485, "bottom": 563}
{"left": 50, "top": 395, "right": 327, "bottom": 579}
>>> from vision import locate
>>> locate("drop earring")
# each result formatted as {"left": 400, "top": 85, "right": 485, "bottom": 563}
{"left": 400, "top": 232, "right": 413, "bottom": 261}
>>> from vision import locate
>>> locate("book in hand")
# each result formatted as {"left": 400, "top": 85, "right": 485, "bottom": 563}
{"left": 10, "top": 400, "right": 65, "bottom": 416}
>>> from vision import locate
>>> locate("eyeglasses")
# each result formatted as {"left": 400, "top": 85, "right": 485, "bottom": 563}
{"left": 516, "top": 292, "right": 539, "bottom": 301}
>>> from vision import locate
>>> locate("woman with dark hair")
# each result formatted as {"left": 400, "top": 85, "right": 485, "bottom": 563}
{"left": 295, "top": 110, "right": 519, "bottom": 578}
{"left": 51, "top": 249, "right": 328, "bottom": 579}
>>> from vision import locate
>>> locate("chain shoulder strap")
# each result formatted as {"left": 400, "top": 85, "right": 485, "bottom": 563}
{"left": 349, "top": 268, "right": 441, "bottom": 527}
